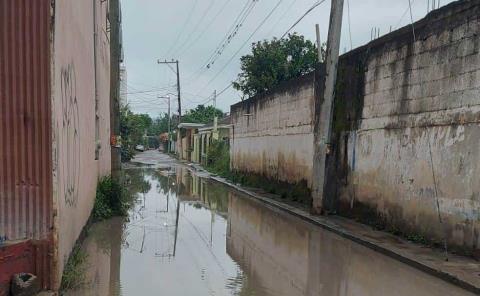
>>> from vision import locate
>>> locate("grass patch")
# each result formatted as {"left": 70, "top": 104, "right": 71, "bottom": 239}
{"left": 204, "top": 141, "right": 311, "bottom": 206}
{"left": 60, "top": 245, "right": 88, "bottom": 292}
{"left": 206, "top": 140, "right": 230, "bottom": 176}
{"left": 225, "top": 172, "right": 312, "bottom": 206}
{"left": 92, "top": 176, "right": 128, "bottom": 221}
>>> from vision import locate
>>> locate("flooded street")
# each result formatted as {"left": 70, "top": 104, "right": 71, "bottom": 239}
{"left": 65, "top": 151, "right": 475, "bottom": 296}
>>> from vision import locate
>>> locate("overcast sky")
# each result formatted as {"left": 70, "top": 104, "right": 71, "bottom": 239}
{"left": 121, "top": 0, "right": 455, "bottom": 117}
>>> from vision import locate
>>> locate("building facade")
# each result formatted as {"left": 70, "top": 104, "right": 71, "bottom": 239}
{"left": 0, "top": 0, "right": 114, "bottom": 292}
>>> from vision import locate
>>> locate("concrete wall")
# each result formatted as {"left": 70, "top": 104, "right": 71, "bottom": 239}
{"left": 333, "top": 0, "right": 480, "bottom": 252}
{"left": 230, "top": 73, "right": 316, "bottom": 187}
{"left": 51, "top": 0, "right": 111, "bottom": 287}
{"left": 229, "top": 0, "right": 480, "bottom": 253}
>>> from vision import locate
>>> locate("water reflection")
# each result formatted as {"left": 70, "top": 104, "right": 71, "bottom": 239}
{"left": 65, "top": 164, "right": 474, "bottom": 296}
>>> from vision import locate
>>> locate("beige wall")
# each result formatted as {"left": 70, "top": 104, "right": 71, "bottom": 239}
{"left": 51, "top": 0, "right": 111, "bottom": 287}
{"left": 230, "top": 74, "right": 315, "bottom": 187}
{"left": 337, "top": 1, "right": 480, "bottom": 252}
{"left": 229, "top": 0, "right": 480, "bottom": 252}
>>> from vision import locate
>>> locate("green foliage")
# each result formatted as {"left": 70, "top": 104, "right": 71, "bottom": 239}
{"left": 60, "top": 245, "right": 88, "bottom": 291}
{"left": 182, "top": 105, "right": 223, "bottom": 124}
{"left": 93, "top": 176, "right": 128, "bottom": 221}
{"left": 226, "top": 172, "right": 311, "bottom": 206}
{"left": 206, "top": 140, "right": 230, "bottom": 175}
{"left": 233, "top": 33, "right": 324, "bottom": 97}
{"left": 204, "top": 140, "right": 311, "bottom": 206}
{"left": 148, "top": 113, "right": 173, "bottom": 135}
{"left": 120, "top": 103, "right": 223, "bottom": 161}
{"left": 120, "top": 106, "right": 151, "bottom": 161}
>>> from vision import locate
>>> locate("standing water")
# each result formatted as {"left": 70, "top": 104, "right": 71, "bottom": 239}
{"left": 64, "top": 152, "right": 474, "bottom": 296}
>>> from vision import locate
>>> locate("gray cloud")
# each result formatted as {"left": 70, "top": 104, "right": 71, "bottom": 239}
{"left": 121, "top": 0, "right": 454, "bottom": 116}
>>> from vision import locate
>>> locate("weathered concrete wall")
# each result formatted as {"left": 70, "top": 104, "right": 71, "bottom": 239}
{"left": 51, "top": 0, "right": 111, "bottom": 287}
{"left": 229, "top": 0, "right": 480, "bottom": 253}
{"left": 230, "top": 73, "right": 316, "bottom": 187}
{"left": 334, "top": 0, "right": 480, "bottom": 253}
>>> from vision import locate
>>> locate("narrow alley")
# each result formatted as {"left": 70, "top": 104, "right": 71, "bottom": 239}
{"left": 63, "top": 151, "right": 475, "bottom": 296}
{"left": 2, "top": 1, "right": 480, "bottom": 295}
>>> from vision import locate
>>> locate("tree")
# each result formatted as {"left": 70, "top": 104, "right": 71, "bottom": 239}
{"left": 233, "top": 33, "right": 324, "bottom": 97}
{"left": 120, "top": 106, "right": 153, "bottom": 161}
{"left": 147, "top": 113, "right": 171, "bottom": 135}
{"left": 182, "top": 105, "right": 223, "bottom": 124}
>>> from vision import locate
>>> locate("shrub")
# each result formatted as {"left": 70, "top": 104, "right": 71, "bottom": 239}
{"left": 92, "top": 176, "right": 127, "bottom": 221}
{"left": 206, "top": 140, "right": 230, "bottom": 175}
{"left": 60, "top": 245, "right": 88, "bottom": 291}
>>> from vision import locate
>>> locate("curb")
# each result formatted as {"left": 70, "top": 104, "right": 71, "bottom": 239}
{"left": 208, "top": 175, "right": 480, "bottom": 295}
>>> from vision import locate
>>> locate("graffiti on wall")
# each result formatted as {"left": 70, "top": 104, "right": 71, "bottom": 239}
{"left": 60, "top": 63, "right": 81, "bottom": 207}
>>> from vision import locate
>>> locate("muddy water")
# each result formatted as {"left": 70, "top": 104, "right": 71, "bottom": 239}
{"left": 65, "top": 157, "right": 474, "bottom": 296}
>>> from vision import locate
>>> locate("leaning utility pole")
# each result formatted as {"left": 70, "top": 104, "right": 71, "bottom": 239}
{"left": 311, "top": 0, "right": 344, "bottom": 214}
{"left": 158, "top": 59, "right": 182, "bottom": 157}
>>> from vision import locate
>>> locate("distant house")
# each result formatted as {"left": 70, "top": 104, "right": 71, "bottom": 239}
{"left": 159, "top": 132, "right": 169, "bottom": 152}
{"left": 197, "top": 116, "right": 232, "bottom": 165}
{"left": 177, "top": 123, "right": 205, "bottom": 162}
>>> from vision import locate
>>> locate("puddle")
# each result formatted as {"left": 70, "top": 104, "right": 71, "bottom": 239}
{"left": 63, "top": 154, "right": 475, "bottom": 296}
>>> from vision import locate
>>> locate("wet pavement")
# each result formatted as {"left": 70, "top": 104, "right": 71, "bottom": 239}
{"left": 64, "top": 150, "right": 476, "bottom": 296}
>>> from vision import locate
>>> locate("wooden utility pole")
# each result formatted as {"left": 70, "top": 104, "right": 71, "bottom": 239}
{"left": 158, "top": 59, "right": 182, "bottom": 157}
{"left": 312, "top": 0, "right": 344, "bottom": 214}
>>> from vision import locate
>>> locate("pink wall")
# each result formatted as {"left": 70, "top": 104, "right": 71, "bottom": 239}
{"left": 51, "top": 0, "right": 111, "bottom": 288}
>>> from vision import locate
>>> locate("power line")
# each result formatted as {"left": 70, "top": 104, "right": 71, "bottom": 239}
{"left": 177, "top": 0, "right": 235, "bottom": 58}
{"left": 395, "top": 0, "right": 416, "bottom": 29}
{"left": 280, "top": 0, "right": 327, "bottom": 39}
{"left": 346, "top": 0, "right": 353, "bottom": 50}
{"left": 183, "top": 0, "right": 258, "bottom": 84}
{"left": 216, "top": 82, "right": 235, "bottom": 99}
{"left": 173, "top": 0, "right": 217, "bottom": 55}
{"left": 266, "top": 0, "right": 299, "bottom": 37}
{"left": 204, "top": 0, "right": 259, "bottom": 69}
{"left": 197, "top": 0, "right": 284, "bottom": 95}
{"left": 408, "top": 0, "right": 416, "bottom": 42}
{"left": 164, "top": 0, "right": 199, "bottom": 57}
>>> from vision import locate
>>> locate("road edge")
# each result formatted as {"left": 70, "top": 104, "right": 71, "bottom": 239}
{"left": 206, "top": 174, "right": 480, "bottom": 295}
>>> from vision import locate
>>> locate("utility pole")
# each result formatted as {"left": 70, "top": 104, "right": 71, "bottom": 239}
{"left": 109, "top": 0, "right": 122, "bottom": 177}
{"left": 158, "top": 59, "right": 182, "bottom": 157}
{"left": 312, "top": 0, "right": 344, "bottom": 214}
{"left": 316, "top": 24, "right": 323, "bottom": 62}
{"left": 213, "top": 90, "right": 218, "bottom": 138}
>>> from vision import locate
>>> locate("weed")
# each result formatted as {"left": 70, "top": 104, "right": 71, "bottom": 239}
{"left": 60, "top": 245, "right": 88, "bottom": 292}
{"left": 206, "top": 140, "right": 230, "bottom": 176}
{"left": 93, "top": 176, "right": 128, "bottom": 221}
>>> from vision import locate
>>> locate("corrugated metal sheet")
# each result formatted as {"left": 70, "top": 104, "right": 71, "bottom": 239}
{"left": 0, "top": 0, "right": 52, "bottom": 241}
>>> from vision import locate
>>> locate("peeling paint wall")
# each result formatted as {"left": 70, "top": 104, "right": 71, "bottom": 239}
{"left": 51, "top": 0, "right": 111, "bottom": 287}
{"left": 335, "top": 0, "right": 480, "bottom": 253}
{"left": 230, "top": 73, "right": 316, "bottom": 187}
